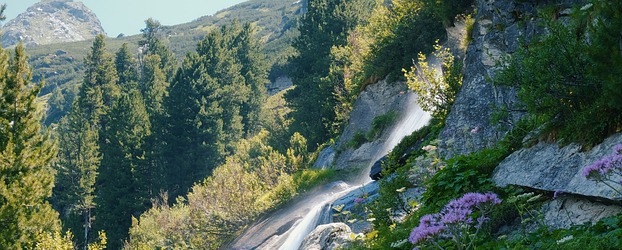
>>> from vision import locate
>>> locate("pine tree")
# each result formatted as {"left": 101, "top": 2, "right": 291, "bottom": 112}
{"left": 285, "top": 0, "right": 370, "bottom": 150}
{"left": 54, "top": 34, "right": 119, "bottom": 248}
{"left": 0, "top": 44, "right": 68, "bottom": 248}
{"left": 96, "top": 89, "right": 151, "bottom": 249}
{"left": 54, "top": 104, "right": 101, "bottom": 249}
{"left": 139, "top": 18, "right": 176, "bottom": 82}
{"left": 115, "top": 43, "right": 139, "bottom": 90}
{"left": 162, "top": 23, "right": 267, "bottom": 200}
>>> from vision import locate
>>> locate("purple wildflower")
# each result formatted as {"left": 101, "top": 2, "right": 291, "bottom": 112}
{"left": 582, "top": 154, "right": 622, "bottom": 179}
{"left": 409, "top": 224, "right": 445, "bottom": 244}
{"left": 354, "top": 197, "right": 365, "bottom": 204}
{"left": 409, "top": 192, "right": 501, "bottom": 246}
{"left": 613, "top": 144, "right": 622, "bottom": 155}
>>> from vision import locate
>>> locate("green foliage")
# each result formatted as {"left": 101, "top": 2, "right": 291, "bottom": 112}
{"left": 368, "top": 111, "right": 398, "bottom": 140}
{"left": 126, "top": 130, "right": 318, "bottom": 248}
{"left": 347, "top": 131, "right": 369, "bottom": 149}
{"left": 0, "top": 44, "right": 69, "bottom": 248}
{"left": 422, "top": 147, "right": 508, "bottom": 211}
{"left": 496, "top": 1, "right": 622, "bottom": 146}
{"left": 286, "top": 0, "right": 375, "bottom": 151}
{"left": 404, "top": 43, "right": 462, "bottom": 119}
{"left": 421, "top": 0, "right": 475, "bottom": 26}
{"left": 362, "top": 0, "right": 445, "bottom": 81}
{"left": 163, "top": 21, "right": 267, "bottom": 200}
{"left": 383, "top": 118, "right": 444, "bottom": 174}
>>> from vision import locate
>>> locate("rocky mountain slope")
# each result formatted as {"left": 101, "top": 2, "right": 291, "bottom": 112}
{"left": 1, "top": 0, "right": 105, "bottom": 47}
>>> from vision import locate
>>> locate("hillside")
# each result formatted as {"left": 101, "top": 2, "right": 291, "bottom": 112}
{"left": 23, "top": 0, "right": 301, "bottom": 124}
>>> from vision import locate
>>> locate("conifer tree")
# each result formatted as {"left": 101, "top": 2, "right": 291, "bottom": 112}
{"left": 54, "top": 104, "right": 100, "bottom": 249}
{"left": 163, "top": 23, "right": 267, "bottom": 199}
{"left": 96, "top": 90, "right": 151, "bottom": 249}
{"left": 0, "top": 44, "right": 68, "bottom": 248}
{"left": 285, "top": 0, "right": 371, "bottom": 150}
{"left": 139, "top": 18, "right": 176, "bottom": 82}
{"left": 115, "top": 43, "right": 139, "bottom": 90}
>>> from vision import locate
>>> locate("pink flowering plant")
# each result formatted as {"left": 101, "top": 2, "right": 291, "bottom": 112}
{"left": 582, "top": 144, "right": 622, "bottom": 195}
{"left": 409, "top": 192, "right": 502, "bottom": 249}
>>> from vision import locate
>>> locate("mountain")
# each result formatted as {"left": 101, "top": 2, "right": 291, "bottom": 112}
{"left": 1, "top": 0, "right": 105, "bottom": 47}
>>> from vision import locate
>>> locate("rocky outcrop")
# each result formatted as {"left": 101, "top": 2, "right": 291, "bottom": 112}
{"left": 332, "top": 80, "right": 430, "bottom": 170}
{"left": 267, "top": 76, "right": 293, "bottom": 95}
{"left": 438, "top": 0, "right": 582, "bottom": 158}
{"left": 1, "top": 0, "right": 105, "bottom": 47}
{"left": 299, "top": 223, "right": 354, "bottom": 250}
{"left": 493, "top": 133, "right": 622, "bottom": 201}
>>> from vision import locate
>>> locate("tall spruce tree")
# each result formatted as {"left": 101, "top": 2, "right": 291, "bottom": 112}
{"left": 96, "top": 89, "right": 151, "bottom": 249}
{"left": 115, "top": 43, "right": 139, "bottom": 91}
{"left": 54, "top": 103, "right": 101, "bottom": 249}
{"left": 0, "top": 44, "right": 67, "bottom": 248}
{"left": 163, "top": 22, "right": 266, "bottom": 200}
{"left": 54, "top": 34, "right": 119, "bottom": 248}
{"left": 285, "top": 0, "right": 371, "bottom": 150}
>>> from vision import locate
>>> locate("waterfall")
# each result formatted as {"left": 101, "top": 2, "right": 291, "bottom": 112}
{"left": 228, "top": 90, "right": 430, "bottom": 250}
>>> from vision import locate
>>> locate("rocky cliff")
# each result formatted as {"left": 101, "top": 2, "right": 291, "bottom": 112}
{"left": 440, "top": 0, "right": 621, "bottom": 229}
{"left": 1, "top": 0, "right": 105, "bottom": 47}
{"left": 438, "top": 0, "right": 582, "bottom": 158}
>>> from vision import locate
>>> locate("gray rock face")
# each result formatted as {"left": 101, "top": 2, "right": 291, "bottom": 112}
{"left": 1, "top": 0, "right": 105, "bottom": 47}
{"left": 267, "top": 76, "right": 293, "bottom": 95}
{"left": 329, "top": 181, "right": 379, "bottom": 233}
{"left": 542, "top": 197, "right": 622, "bottom": 229}
{"left": 313, "top": 145, "right": 336, "bottom": 169}
{"left": 333, "top": 80, "right": 430, "bottom": 170}
{"left": 494, "top": 133, "right": 622, "bottom": 201}
{"left": 299, "top": 223, "right": 353, "bottom": 250}
{"left": 438, "top": 0, "right": 581, "bottom": 158}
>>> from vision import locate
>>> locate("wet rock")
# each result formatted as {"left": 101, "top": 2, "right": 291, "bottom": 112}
{"left": 330, "top": 181, "right": 380, "bottom": 233}
{"left": 333, "top": 79, "right": 429, "bottom": 170}
{"left": 299, "top": 223, "right": 353, "bottom": 250}
{"left": 313, "top": 145, "right": 336, "bottom": 169}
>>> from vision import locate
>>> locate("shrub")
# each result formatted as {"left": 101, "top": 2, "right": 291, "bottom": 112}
{"left": 495, "top": 2, "right": 622, "bottom": 146}
{"left": 404, "top": 43, "right": 462, "bottom": 120}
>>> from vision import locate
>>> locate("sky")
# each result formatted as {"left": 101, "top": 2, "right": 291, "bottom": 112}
{"left": 3, "top": 0, "right": 248, "bottom": 36}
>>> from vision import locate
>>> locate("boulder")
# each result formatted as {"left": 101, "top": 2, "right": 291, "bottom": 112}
{"left": 299, "top": 223, "right": 353, "bottom": 250}
{"left": 493, "top": 133, "right": 622, "bottom": 201}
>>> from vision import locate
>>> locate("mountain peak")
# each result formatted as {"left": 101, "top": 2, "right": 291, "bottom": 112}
{"left": 1, "top": 0, "right": 105, "bottom": 47}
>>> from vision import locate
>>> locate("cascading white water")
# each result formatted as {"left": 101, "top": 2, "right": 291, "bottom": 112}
{"left": 276, "top": 93, "right": 431, "bottom": 250}
{"left": 228, "top": 90, "right": 430, "bottom": 250}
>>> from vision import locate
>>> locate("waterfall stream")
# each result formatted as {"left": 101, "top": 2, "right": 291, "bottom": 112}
{"left": 228, "top": 92, "right": 430, "bottom": 250}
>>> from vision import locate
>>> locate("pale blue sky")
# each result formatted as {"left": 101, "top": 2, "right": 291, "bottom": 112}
{"left": 3, "top": 0, "right": 247, "bottom": 36}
